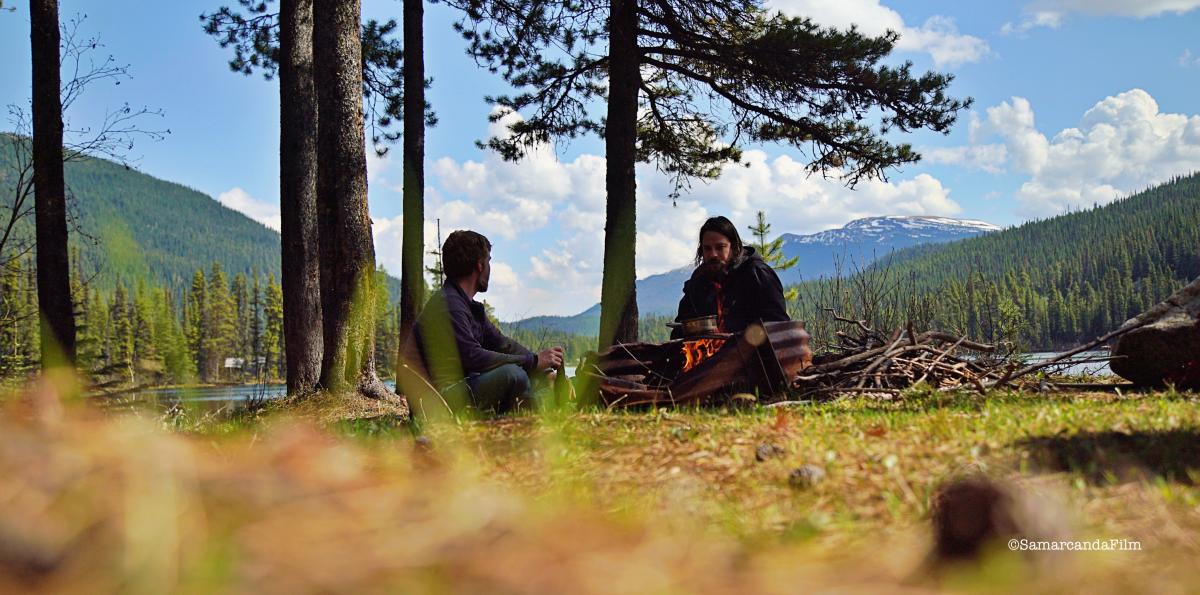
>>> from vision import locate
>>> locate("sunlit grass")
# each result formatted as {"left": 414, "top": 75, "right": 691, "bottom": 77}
{"left": 3, "top": 379, "right": 1200, "bottom": 592}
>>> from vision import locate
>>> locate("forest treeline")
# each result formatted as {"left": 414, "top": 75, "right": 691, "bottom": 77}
{"left": 0, "top": 257, "right": 406, "bottom": 386}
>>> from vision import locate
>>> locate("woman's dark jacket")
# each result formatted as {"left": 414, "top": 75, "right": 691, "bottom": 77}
{"left": 673, "top": 246, "right": 790, "bottom": 339}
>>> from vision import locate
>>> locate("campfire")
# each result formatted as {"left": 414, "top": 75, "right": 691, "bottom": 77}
{"left": 582, "top": 321, "right": 812, "bottom": 408}
{"left": 681, "top": 338, "right": 725, "bottom": 372}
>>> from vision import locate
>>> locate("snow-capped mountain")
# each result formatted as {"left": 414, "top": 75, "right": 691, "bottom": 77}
{"left": 512, "top": 215, "right": 999, "bottom": 333}
{"left": 784, "top": 216, "right": 1000, "bottom": 246}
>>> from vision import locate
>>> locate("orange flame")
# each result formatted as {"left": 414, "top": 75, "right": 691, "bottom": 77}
{"left": 681, "top": 338, "right": 726, "bottom": 373}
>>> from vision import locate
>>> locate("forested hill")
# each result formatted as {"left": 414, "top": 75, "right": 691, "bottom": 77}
{"left": 1, "top": 134, "right": 276, "bottom": 286}
{"left": 1, "top": 134, "right": 399, "bottom": 294}
{"left": 69, "top": 153, "right": 280, "bottom": 287}
{"left": 880, "top": 172, "right": 1200, "bottom": 302}
{"left": 815, "top": 172, "right": 1200, "bottom": 349}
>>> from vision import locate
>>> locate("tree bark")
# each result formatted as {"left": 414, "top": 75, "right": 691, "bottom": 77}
{"left": 312, "top": 0, "right": 392, "bottom": 398}
{"left": 398, "top": 0, "right": 425, "bottom": 344}
{"left": 30, "top": 0, "right": 76, "bottom": 368}
{"left": 278, "top": 0, "right": 322, "bottom": 394}
{"left": 598, "top": 0, "right": 639, "bottom": 350}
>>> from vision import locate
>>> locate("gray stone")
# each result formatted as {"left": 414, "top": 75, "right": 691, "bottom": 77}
{"left": 788, "top": 464, "right": 825, "bottom": 489}
{"left": 1111, "top": 276, "right": 1200, "bottom": 388}
{"left": 755, "top": 443, "right": 785, "bottom": 462}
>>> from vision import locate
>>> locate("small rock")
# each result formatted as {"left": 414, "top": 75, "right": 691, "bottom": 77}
{"left": 412, "top": 435, "right": 441, "bottom": 470}
{"left": 669, "top": 425, "right": 696, "bottom": 441}
{"left": 788, "top": 464, "right": 826, "bottom": 489}
{"left": 755, "top": 443, "right": 786, "bottom": 462}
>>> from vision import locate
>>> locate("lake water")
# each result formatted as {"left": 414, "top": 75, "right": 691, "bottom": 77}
{"left": 1023, "top": 350, "right": 1113, "bottom": 377}
{"left": 102, "top": 366, "right": 578, "bottom": 408}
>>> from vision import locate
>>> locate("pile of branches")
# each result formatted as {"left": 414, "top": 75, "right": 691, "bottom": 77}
{"left": 788, "top": 309, "right": 1126, "bottom": 400}
{"left": 791, "top": 312, "right": 1009, "bottom": 399}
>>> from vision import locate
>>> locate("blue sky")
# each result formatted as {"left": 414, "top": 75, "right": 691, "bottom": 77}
{"left": 3, "top": 0, "right": 1200, "bottom": 320}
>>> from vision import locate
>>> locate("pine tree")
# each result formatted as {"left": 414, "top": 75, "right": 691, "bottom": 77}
{"left": 132, "top": 279, "right": 157, "bottom": 366}
{"left": 263, "top": 275, "right": 285, "bottom": 380}
{"left": 313, "top": 0, "right": 397, "bottom": 401}
{"left": 188, "top": 269, "right": 210, "bottom": 381}
{"left": 374, "top": 266, "right": 396, "bottom": 377}
{"left": 232, "top": 271, "right": 251, "bottom": 379}
{"left": 0, "top": 260, "right": 29, "bottom": 374}
{"left": 31, "top": 0, "right": 77, "bottom": 367}
{"left": 156, "top": 286, "right": 193, "bottom": 383}
{"left": 747, "top": 211, "right": 799, "bottom": 300}
{"left": 109, "top": 282, "right": 134, "bottom": 383}
{"left": 399, "top": 0, "right": 428, "bottom": 347}
{"left": 71, "top": 248, "right": 103, "bottom": 372}
{"left": 206, "top": 263, "right": 237, "bottom": 381}
{"left": 250, "top": 272, "right": 264, "bottom": 377}
{"left": 89, "top": 287, "right": 110, "bottom": 370}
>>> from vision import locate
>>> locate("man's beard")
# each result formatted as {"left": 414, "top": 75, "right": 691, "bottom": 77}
{"left": 697, "top": 259, "right": 730, "bottom": 282}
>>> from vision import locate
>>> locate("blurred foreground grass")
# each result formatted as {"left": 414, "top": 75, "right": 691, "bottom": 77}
{"left": 3, "top": 376, "right": 1200, "bottom": 593}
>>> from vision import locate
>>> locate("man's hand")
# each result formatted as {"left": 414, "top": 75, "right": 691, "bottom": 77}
{"left": 536, "top": 346, "right": 565, "bottom": 371}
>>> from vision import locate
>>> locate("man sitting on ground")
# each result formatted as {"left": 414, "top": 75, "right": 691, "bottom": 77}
{"left": 672, "top": 215, "right": 790, "bottom": 339}
{"left": 407, "top": 230, "right": 563, "bottom": 414}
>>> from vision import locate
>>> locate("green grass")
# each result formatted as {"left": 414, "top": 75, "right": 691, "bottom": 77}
{"left": 194, "top": 387, "right": 1200, "bottom": 540}
{"left": 410, "top": 389, "right": 1200, "bottom": 534}
{"left": 5, "top": 384, "right": 1200, "bottom": 592}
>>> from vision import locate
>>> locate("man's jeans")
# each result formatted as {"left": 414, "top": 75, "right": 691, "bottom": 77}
{"left": 464, "top": 363, "right": 532, "bottom": 414}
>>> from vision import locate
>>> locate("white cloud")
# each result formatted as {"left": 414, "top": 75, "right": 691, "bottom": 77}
{"left": 216, "top": 187, "right": 280, "bottom": 231}
{"left": 937, "top": 89, "right": 1200, "bottom": 216}
{"left": 427, "top": 109, "right": 587, "bottom": 242}
{"left": 923, "top": 144, "right": 1008, "bottom": 173}
{"left": 1180, "top": 49, "right": 1200, "bottom": 68}
{"left": 765, "top": 0, "right": 990, "bottom": 67}
{"left": 370, "top": 213, "right": 444, "bottom": 280}
{"left": 427, "top": 106, "right": 967, "bottom": 319}
{"left": 1027, "top": 0, "right": 1200, "bottom": 18}
{"left": 1004, "top": 0, "right": 1200, "bottom": 34}
{"left": 479, "top": 260, "right": 524, "bottom": 314}
{"left": 976, "top": 97, "right": 1051, "bottom": 174}
{"left": 455, "top": 146, "right": 965, "bottom": 316}
{"left": 1000, "top": 11, "right": 1063, "bottom": 35}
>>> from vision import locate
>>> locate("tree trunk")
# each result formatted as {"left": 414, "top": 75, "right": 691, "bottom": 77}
{"left": 398, "top": 0, "right": 425, "bottom": 344}
{"left": 598, "top": 0, "right": 639, "bottom": 350}
{"left": 30, "top": 0, "right": 76, "bottom": 368}
{"left": 278, "top": 0, "right": 322, "bottom": 394}
{"left": 312, "top": 0, "right": 393, "bottom": 399}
